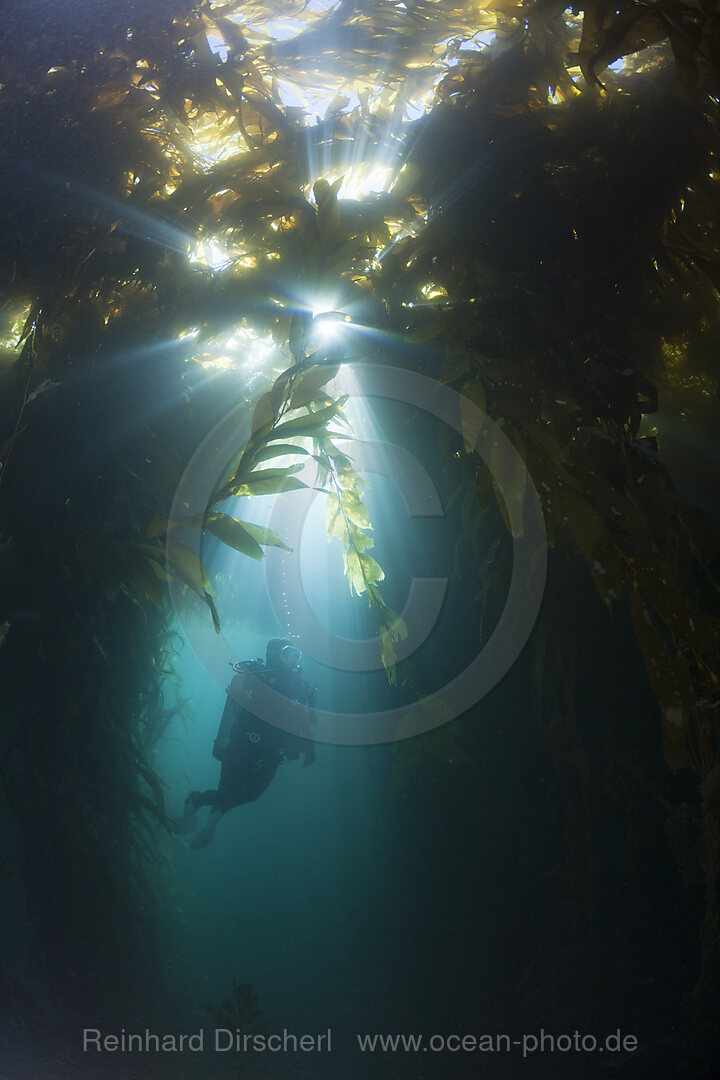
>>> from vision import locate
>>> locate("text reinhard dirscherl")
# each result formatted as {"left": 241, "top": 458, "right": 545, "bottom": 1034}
{"left": 82, "top": 1029, "right": 332, "bottom": 1053}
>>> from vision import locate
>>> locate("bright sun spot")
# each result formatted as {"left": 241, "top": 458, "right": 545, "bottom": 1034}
{"left": 192, "top": 324, "right": 279, "bottom": 374}
{"left": 420, "top": 282, "right": 448, "bottom": 301}
{"left": 206, "top": 32, "right": 229, "bottom": 62}
{"left": 338, "top": 164, "right": 395, "bottom": 199}
{"left": 0, "top": 300, "right": 33, "bottom": 351}
{"left": 307, "top": 295, "right": 351, "bottom": 345}
{"left": 275, "top": 79, "right": 362, "bottom": 123}
{"left": 189, "top": 237, "right": 234, "bottom": 272}
{"left": 310, "top": 295, "right": 339, "bottom": 318}
{"left": 313, "top": 311, "right": 349, "bottom": 345}
{"left": 186, "top": 109, "right": 248, "bottom": 168}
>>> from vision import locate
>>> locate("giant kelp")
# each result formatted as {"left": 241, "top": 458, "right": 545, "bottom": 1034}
{"left": 0, "top": 0, "right": 719, "bottom": 1050}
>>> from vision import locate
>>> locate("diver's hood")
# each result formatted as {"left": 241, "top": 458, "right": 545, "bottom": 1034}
{"left": 265, "top": 637, "right": 302, "bottom": 672}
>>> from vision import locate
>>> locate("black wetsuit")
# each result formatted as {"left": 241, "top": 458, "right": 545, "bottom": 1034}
{"left": 190, "top": 665, "right": 315, "bottom": 813}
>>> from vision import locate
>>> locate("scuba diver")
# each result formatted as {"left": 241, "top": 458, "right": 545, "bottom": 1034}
{"left": 171, "top": 637, "right": 317, "bottom": 849}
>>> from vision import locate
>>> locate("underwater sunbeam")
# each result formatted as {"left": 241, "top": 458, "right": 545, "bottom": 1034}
{"left": 12, "top": 160, "right": 196, "bottom": 257}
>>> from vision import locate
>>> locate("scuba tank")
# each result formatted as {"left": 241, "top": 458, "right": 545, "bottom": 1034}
{"left": 213, "top": 660, "right": 262, "bottom": 757}
{"left": 231, "top": 658, "right": 317, "bottom": 707}
{"left": 214, "top": 659, "right": 317, "bottom": 758}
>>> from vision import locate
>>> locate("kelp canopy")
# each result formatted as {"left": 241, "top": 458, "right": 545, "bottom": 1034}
{"left": 0, "top": 0, "right": 719, "bottom": 1052}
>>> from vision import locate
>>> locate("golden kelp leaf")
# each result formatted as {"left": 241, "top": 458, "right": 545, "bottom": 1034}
{"left": 579, "top": 9, "right": 666, "bottom": 87}
{"left": 251, "top": 442, "right": 309, "bottom": 464}
{"left": 319, "top": 439, "right": 352, "bottom": 469}
{"left": 230, "top": 519, "right": 292, "bottom": 551}
{"left": 339, "top": 486, "right": 372, "bottom": 529}
{"left": 204, "top": 511, "right": 291, "bottom": 554}
{"left": 165, "top": 537, "right": 213, "bottom": 595}
{"left": 234, "top": 464, "right": 304, "bottom": 484}
{"left": 147, "top": 517, "right": 172, "bottom": 539}
{"left": 269, "top": 396, "right": 348, "bottom": 441}
{"left": 146, "top": 516, "right": 203, "bottom": 539}
{"left": 212, "top": 15, "right": 249, "bottom": 53}
{"left": 326, "top": 93, "right": 350, "bottom": 115}
{"left": 380, "top": 613, "right": 408, "bottom": 684}
{"left": 289, "top": 312, "right": 310, "bottom": 360}
{"left": 234, "top": 474, "right": 308, "bottom": 496}
{"left": 325, "top": 491, "right": 345, "bottom": 542}
{"left": 289, "top": 364, "right": 339, "bottom": 409}
{"left": 344, "top": 549, "right": 366, "bottom": 595}
{"left": 202, "top": 513, "right": 265, "bottom": 560}
{"left": 309, "top": 453, "right": 332, "bottom": 482}
{"left": 313, "top": 178, "right": 332, "bottom": 206}
{"left": 251, "top": 391, "right": 276, "bottom": 438}
{"left": 345, "top": 549, "right": 384, "bottom": 595}
{"left": 360, "top": 552, "right": 384, "bottom": 586}
{"left": 380, "top": 628, "right": 398, "bottom": 683}
{"left": 349, "top": 527, "right": 374, "bottom": 553}
{"left": 145, "top": 558, "right": 172, "bottom": 582}
{"left": 205, "top": 591, "right": 222, "bottom": 634}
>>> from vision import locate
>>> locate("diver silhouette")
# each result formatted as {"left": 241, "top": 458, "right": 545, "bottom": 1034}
{"left": 171, "top": 638, "right": 317, "bottom": 848}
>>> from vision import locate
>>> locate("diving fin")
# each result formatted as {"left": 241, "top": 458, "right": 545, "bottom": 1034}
{"left": 170, "top": 795, "right": 198, "bottom": 836}
{"left": 190, "top": 807, "right": 223, "bottom": 849}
